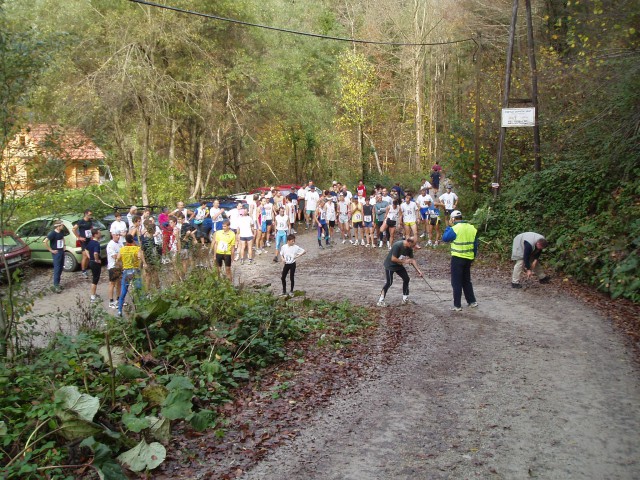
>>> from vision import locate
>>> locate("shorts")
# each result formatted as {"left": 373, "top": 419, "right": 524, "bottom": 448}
{"left": 215, "top": 253, "right": 232, "bottom": 267}
{"left": 420, "top": 208, "right": 428, "bottom": 220}
{"left": 108, "top": 267, "right": 122, "bottom": 282}
{"left": 405, "top": 221, "right": 416, "bottom": 227}
{"left": 352, "top": 221, "right": 363, "bottom": 229}
{"left": 306, "top": 209, "right": 315, "bottom": 215}
{"left": 363, "top": 221, "right": 373, "bottom": 228}
{"left": 89, "top": 260, "right": 101, "bottom": 285}
{"left": 240, "top": 236, "right": 253, "bottom": 242}
{"left": 261, "top": 222, "right": 267, "bottom": 233}
{"left": 429, "top": 217, "right": 440, "bottom": 226}
{"left": 212, "top": 221, "right": 223, "bottom": 231}
{"left": 339, "top": 214, "right": 349, "bottom": 224}
{"left": 376, "top": 219, "right": 384, "bottom": 227}
{"left": 80, "top": 240, "right": 89, "bottom": 251}
{"left": 445, "top": 209, "right": 453, "bottom": 216}
{"left": 264, "top": 220, "right": 272, "bottom": 227}
{"left": 329, "top": 220, "right": 336, "bottom": 228}
{"left": 385, "top": 219, "right": 397, "bottom": 228}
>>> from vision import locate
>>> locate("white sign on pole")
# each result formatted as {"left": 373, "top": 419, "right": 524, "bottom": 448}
{"left": 501, "top": 107, "right": 535, "bottom": 127}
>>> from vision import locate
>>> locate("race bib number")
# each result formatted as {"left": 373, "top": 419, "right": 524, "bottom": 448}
{"left": 85, "top": 229, "right": 92, "bottom": 238}
{"left": 364, "top": 215, "right": 372, "bottom": 222}
{"left": 56, "top": 239, "right": 65, "bottom": 249}
{"left": 353, "top": 212, "right": 362, "bottom": 222}
{"left": 218, "top": 241, "right": 229, "bottom": 252}
{"left": 284, "top": 255, "right": 295, "bottom": 263}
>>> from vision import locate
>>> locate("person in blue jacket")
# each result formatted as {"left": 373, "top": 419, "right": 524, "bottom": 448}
{"left": 442, "top": 210, "right": 478, "bottom": 311}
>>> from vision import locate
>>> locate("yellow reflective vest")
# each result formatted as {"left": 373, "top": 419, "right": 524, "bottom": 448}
{"left": 450, "top": 222, "right": 477, "bottom": 260}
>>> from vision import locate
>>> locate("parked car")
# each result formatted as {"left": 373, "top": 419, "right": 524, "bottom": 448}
{"left": 0, "top": 231, "right": 32, "bottom": 276}
{"left": 16, "top": 214, "right": 110, "bottom": 272}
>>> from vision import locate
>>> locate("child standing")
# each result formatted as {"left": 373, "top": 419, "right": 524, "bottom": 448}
{"left": 279, "top": 234, "right": 306, "bottom": 296}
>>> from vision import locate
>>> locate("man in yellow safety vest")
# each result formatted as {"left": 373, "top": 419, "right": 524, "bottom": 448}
{"left": 442, "top": 210, "right": 478, "bottom": 312}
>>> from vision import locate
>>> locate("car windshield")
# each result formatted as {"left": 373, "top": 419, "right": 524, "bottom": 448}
{"left": 0, "top": 234, "right": 23, "bottom": 252}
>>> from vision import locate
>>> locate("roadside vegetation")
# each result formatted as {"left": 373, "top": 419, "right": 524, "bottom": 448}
{"left": 0, "top": 267, "right": 372, "bottom": 478}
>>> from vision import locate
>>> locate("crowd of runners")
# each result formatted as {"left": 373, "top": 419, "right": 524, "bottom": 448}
{"left": 45, "top": 166, "right": 468, "bottom": 313}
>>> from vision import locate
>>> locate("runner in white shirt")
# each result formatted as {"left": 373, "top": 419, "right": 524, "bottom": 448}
{"left": 439, "top": 186, "right": 459, "bottom": 218}
{"left": 110, "top": 212, "right": 127, "bottom": 236}
{"left": 279, "top": 234, "right": 306, "bottom": 296}
{"left": 305, "top": 186, "right": 320, "bottom": 229}
{"left": 237, "top": 211, "right": 255, "bottom": 264}
{"left": 106, "top": 233, "right": 123, "bottom": 309}
{"left": 273, "top": 207, "right": 290, "bottom": 263}
{"left": 415, "top": 187, "right": 434, "bottom": 239}
{"left": 324, "top": 198, "right": 337, "bottom": 235}
{"left": 262, "top": 200, "right": 274, "bottom": 248}
{"left": 400, "top": 194, "right": 420, "bottom": 248}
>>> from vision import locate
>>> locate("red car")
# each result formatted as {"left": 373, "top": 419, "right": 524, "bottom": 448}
{"left": 0, "top": 230, "right": 32, "bottom": 276}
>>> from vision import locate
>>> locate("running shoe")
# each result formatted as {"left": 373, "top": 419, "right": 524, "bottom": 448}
{"left": 420, "top": 233, "right": 425, "bottom": 238}
{"left": 376, "top": 300, "right": 388, "bottom": 307}
{"left": 266, "top": 241, "right": 271, "bottom": 247}
{"left": 342, "top": 239, "right": 347, "bottom": 244}
{"left": 279, "top": 292, "right": 288, "bottom": 297}
{"left": 427, "top": 240, "right": 433, "bottom": 246}
{"left": 402, "top": 298, "right": 416, "bottom": 305}
{"left": 81, "top": 270, "right": 89, "bottom": 278}
{"left": 450, "top": 306, "right": 463, "bottom": 312}
{"left": 273, "top": 256, "right": 278, "bottom": 263}
{"left": 365, "top": 243, "right": 370, "bottom": 248}
{"left": 468, "top": 302, "right": 479, "bottom": 308}
{"left": 319, "top": 244, "right": 324, "bottom": 249}
{"left": 378, "top": 241, "right": 383, "bottom": 248}
{"left": 109, "top": 301, "right": 117, "bottom": 309}
{"left": 387, "top": 241, "right": 390, "bottom": 248}
{"left": 248, "top": 259, "right": 253, "bottom": 264}
{"left": 511, "top": 282, "right": 522, "bottom": 289}
{"left": 257, "top": 249, "right": 263, "bottom": 255}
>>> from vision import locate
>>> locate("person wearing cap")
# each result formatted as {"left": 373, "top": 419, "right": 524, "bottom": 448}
{"left": 439, "top": 185, "right": 458, "bottom": 218}
{"left": 44, "top": 220, "right": 66, "bottom": 293}
{"left": 511, "top": 232, "right": 550, "bottom": 288}
{"left": 442, "top": 210, "right": 478, "bottom": 311}
{"left": 377, "top": 236, "right": 423, "bottom": 307}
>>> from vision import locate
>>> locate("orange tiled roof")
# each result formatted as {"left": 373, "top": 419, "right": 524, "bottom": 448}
{"left": 23, "top": 124, "right": 105, "bottom": 161}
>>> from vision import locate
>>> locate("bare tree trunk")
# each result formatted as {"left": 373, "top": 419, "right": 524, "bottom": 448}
{"left": 412, "top": 0, "right": 427, "bottom": 172}
{"left": 168, "top": 118, "right": 177, "bottom": 181}
{"left": 191, "top": 134, "right": 204, "bottom": 199}
{"left": 113, "top": 119, "right": 136, "bottom": 198}
{"left": 140, "top": 115, "right": 151, "bottom": 206}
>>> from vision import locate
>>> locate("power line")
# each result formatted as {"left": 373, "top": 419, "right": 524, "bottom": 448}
{"left": 128, "top": 0, "right": 476, "bottom": 48}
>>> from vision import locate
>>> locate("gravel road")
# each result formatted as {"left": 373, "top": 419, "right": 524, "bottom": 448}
{"left": 16, "top": 227, "right": 640, "bottom": 479}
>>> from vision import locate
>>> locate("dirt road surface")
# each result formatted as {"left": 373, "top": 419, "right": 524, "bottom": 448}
{"left": 19, "top": 227, "right": 640, "bottom": 479}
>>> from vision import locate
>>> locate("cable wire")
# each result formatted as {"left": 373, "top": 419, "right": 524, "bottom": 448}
{"left": 128, "top": 0, "right": 476, "bottom": 48}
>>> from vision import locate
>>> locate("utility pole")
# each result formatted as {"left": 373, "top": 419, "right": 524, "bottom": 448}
{"left": 494, "top": 0, "right": 541, "bottom": 198}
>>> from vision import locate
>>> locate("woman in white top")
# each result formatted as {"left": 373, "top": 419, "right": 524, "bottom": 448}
{"left": 380, "top": 199, "right": 401, "bottom": 249}
{"left": 237, "top": 210, "right": 255, "bottom": 264}
{"left": 337, "top": 193, "right": 351, "bottom": 244}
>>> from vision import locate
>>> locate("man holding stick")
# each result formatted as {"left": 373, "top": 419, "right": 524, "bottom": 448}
{"left": 377, "top": 237, "right": 423, "bottom": 307}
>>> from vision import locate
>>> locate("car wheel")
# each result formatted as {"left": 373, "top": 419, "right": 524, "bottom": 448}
{"left": 63, "top": 251, "right": 79, "bottom": 272}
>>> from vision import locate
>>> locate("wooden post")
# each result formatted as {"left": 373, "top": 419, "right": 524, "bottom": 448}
{"left": 473, "top": 32, "right": 481, "bottom": 193}
{"left": 495, "top": 0, "right": 519, "bottom": 199}
{"left": 525, "top": 0, "right": 541, "bottom": 172}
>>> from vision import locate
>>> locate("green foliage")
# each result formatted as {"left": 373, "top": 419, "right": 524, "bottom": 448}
{"left": 0, "top": 268, "right": 371, "bottom": 477}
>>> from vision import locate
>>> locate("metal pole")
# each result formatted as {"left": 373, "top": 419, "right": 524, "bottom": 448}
{"left": 494, "top": 0, "right": 520, "bottom": 199}
{"left": 525, "top": 0, "right": 541, "bottom": 172}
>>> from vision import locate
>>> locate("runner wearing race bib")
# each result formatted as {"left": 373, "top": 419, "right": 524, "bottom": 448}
{"left": 400, "top": 194, "right": 421, "bottom": 249}
{"left": 274, "top": 207, "right": 290, "bottom": 262}
{"left": 337, "top": 193, "right": 351, "bottom": 244}
{"left": 350, "top": 198, "right": 364, "bottom": 246}
{"left": 279, "top": 234, "right": 306, "bottom": 296}
{"left": 362, "top": 197, "right": 375, "bottom": 247}
{"left": 316, "top": 200, "right": 331, "bottom": 248}
{"left": 211, "top": 220, "right": 235, "bottom": 281}
{"left": 415, "top": 187, "right": 434, "bottom": 240}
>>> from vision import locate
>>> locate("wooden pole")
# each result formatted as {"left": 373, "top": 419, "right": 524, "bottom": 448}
{"left": 473, "top": 32, "right": 481, "bottom": 193}
{"left": 495, "top": 0, "right": 519, "bottom": 199}
{"left": 525, "top": 0, "right": 541, "bottom": 172}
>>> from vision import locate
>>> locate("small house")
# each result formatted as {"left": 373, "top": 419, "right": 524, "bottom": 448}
{"left": 1, "top": 124, "right": 110, "bottom": 194}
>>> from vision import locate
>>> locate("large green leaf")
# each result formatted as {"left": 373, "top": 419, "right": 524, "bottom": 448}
{"left": 122, "top": 412, "right": 150, "bottom": 433}
{"left": 146, "top": 415, "right": 171, "bottom": 443}
{"left": 54, "top": 386, "right": 99, "bottom": 422}
{"left": 58, "top": 418, "right": 103, "bottom": 441}
{"left": 188, "top": 410, "right": 216, "bottom": 432}
{"left": 161, "top": 389, "right": 193, "bottom": 420}
{"left": 117, "top": 364, "right": 148, "bottom": 379}
{"left": 165, "top": 375, "right": 194, "bottom": 391}
{"left": 117, "top": 439, "right": 166, "bottom": 472}
{"left": 99, "top": 346, "right": 126, "bottom": 367}
{"left": 79, "top": 438, "right": 128, "bottom": 480}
